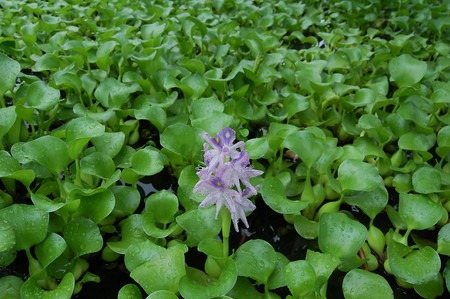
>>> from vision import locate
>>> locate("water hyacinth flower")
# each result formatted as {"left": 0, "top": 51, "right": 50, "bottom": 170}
{"left": 194, "top": 127, "right": 263, "bottom": 231}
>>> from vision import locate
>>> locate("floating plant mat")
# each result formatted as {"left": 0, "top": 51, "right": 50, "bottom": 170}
{"left": 1, "top": 0, "right": 450, "bottom": 298}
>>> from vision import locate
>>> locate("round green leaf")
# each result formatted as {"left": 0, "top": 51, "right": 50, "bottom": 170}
{"left": 179, "top": 258, "right": 237, "bottom": 299}
{"left": 413, "top": 273, "right": 444, "bottom": 299}
{"left": 398, "top": 193, "right": 443, "bottom": 231}
{"left": 318, "top": 212, "right": 368, "bottom": 259}
{"left": 294, "top": 214, "right": 318, "bottom": 240}
{"left": 284, "top": 260, "right": 316, "bottom": 298}
{"left": 0, "top": 53, "right": 20, "bottom": 97}
{"left": 91, "top": 132, "right": 125, "bottom": 158}
{"left": 388, "top": 241, "right": 441, "bottom": 285}
{"left": 130, "top": 147, "right": 165, "bottom": 176}
{"left": 343, "top": 185, "right": 388, "bottom": 220}
{"left": 80, "top": 152, "right": 115, "bottom": 179}
{"left": 260, "top": 176, "right": 309, "bottom": 214}
{"left": 65, "top": 117, "right": 105, "bottom": 159}
{"left": 22, "top": 136, "right": 70, "bottom": 175}
{"left": 338, "top": 160, "right": 383, "bottom": 192}
{"left": 71, "top": 189, "right": 115, "bottom": 223}
{"left": 0, "top": 204, "right": 49, "bottom": 250}
{"left": 176, "top": 207, "right": 222, "bottom": 247}
{"left": 143, "top": 190, "right": 179, "bottom": 224}
{"left": 0, "top": 107, "right": 17, "bottom": 140}
{"left": 146, "top": 290, "right": 178, "bottom": 299}
{"left": 124, "top": 240, "right": 165, "bottom": 272}
{"left": 118, "top": 284, "right": 143, "bottom": 299}
{"left": 0, "top": 220, "right": 15, "bottom": 252}
{"left": 26, "top": 81, "right": 60, "bottom": 111}
{"left": 130, "top": 245, "right": 186, "bottom": 294}
{"left": 135, "top": 105, "right": 167, "bottom": 132}
{"left": 63, "top": 218, "right": 103, "bottom": 257}
{"left": 343, "top": 269, "right": 393, "bottom": 299}
{"left": 0, "top": 275, "right": 23, "bottom": 299}
{"left": 437, "top": 224, "right": 450, "bottom": 256}
{"left": 285, "top": 130, "right": 323, "bottom": 169}
{"left": 305, "top": 250, "right": 341, "bottom": 290}
{"left": 107, "top": 215, "right": 147, "bottom": 255}
{"left": 389, "top": 54, "right": 427, "bottom": 87}
{"left": 20, "top": 272, "right": 74, "bottom": 299}
{"left": 234, "top": 239, "right": 278, "bottom": 284}
{"left": 35, "top": 233, "right": 67, "bottom": 268}
{"left": 412, "top": 167, "right": 442, "bottom": 194}
{"left": 160, "top": 123, "right": 197, "bottom": 159}
{"left": 437, "top": 126, "right": 450, "bottom": 147}
{"left": 94, "top": 77, "right": 140, "bottom": 108}
{"left": 244, "top": 137, "right": 269, "bottom": 160}
{"left": 398, "top": 132, "right": 436, "bottom": 152}
{"left": 110, "top": 185, "right": 140, "bottom": 217}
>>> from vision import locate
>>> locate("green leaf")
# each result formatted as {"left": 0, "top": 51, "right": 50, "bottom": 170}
{"left": 389, "top": 54, "right": 427, "bottom": 87}
{"left": 20, "top": 273, "right": 74, "bottom": 299}
{"left": 142, "top": 190, "right": 180, "bottom": 238}
{"left": 22, "top": 136, "right": 70, "bottom": 175}
{"left": 35, "top": 233, "right": 67, "bottom": 268}
{"left": 283, "top": 93, "right": 310, "bottom": 118}
{"left": 437, "top": 224, "right": 450, "bottom": 256}
{"left": 318, "top": 212, "right": 367, "bottom": 259}
{"left": 179, "top": 258, "right": 237, "bottom": 299}
{"left": 179, "top": 73, "right": 209, "bottom": 99}
{"left": 412, "top": 167, "right": 442, "bottom": 194}
{"left": 63, "top": 218, "right": 103, "bottom": 257}
{"left": 25, "top": 81, "right": 60, "bottom": 111}
{"left": 80, "top": 152, "right": 115, "bottom": 179}
{"left": 0, "top": 275, "right": 23, "bottom": 299}
{"left": 110, "top": 185, "right": 140, "bottom": 217}
{"left": 176, "top": 207, "right": 222, "bottom": 247}
{"left": 121, "top": 147, "right": 165, "bottom": 184}
{"left": 260, "top": 176, "right": 309, "bottom": 214}
{"left": 0, "top": 53, "right": 20, "bottom": 98}
{"left": 71, "top": 188, "right": 115, "bottom": 223}
{"left": 94, "top": 77, "right": 140, "bottom": 108}
{"left": 143, "top": 190, "right": 179, "bottom": 224}
{"left": 0, "top": 107, "right": 17, "bottom": 140}
{"left": 0, "top": 220, "right": 15, "bottom": 252}
{"left": 0, "top": 204, "right": 49, "bottom": 250}
{"left": 305, "top": 250, "right": 340, "bottom": 294}
{"left": 134, "top": 105, "right": 167, "bottom": 132}
{"left": 107, "top": 215, "right": 147, "bottom": 254}
{"left": 129, "top": 244, "right": 186, "bottom": 294}
{"left": 245, "top": 137, "right": 269, "bottom": 159}
{"left": 343, "top": 185, "right": 388, "bottom": 220}
{"left": 0, "top": 150, "right": 35, "bottom": 188}
{"left": 414, "top": 273, "right": 444, "bottom": 299}
{"left": 284, "top": 260, "right": 316, "bottom": 298}
{"left": 146, "top": 290, "right": 178, "bottom": 299}
{"left": 343, "top": 269, "right": 393, "bottom": 299}
{"left": 338, "top": 160, "right": 383, "bottom": 192}
{"left": 160, "top": 123, "right": 198, "bottom": 159}
{"left": 65, "top": 117, "right": 105, "bottom": 159}
{"left": 285, "top": 130, "right": 324, "bottom": 169}
{"left": 234, "top": 239, "right": 278, "bottom": 284}
{"left": 398, "top": 193, "right": 443, "bottom": 231}
{"left": 118, "top": 284, "right": 143, "bottom": 299}
{"left": 398, "top": 132, "right": 435, "bottom": 152}
{"left": 388, "top": 241, "right": 441, "bottom": 285}
{"left": 294, "top": 214, "right": 319, "bottom": 239}
{"left": 91, "top": 132, "right": 125, "bottom": 158}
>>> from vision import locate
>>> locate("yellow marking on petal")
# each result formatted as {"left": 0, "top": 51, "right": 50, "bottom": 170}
{"left": 215, "top": 137, "right": 220, "bottom": 143}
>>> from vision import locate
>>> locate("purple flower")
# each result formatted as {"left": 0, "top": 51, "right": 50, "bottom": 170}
{"left": 194, "top": 127, "right": 262, "bottom": 231}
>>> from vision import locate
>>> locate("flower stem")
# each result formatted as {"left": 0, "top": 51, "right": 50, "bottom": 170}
{"left": 220, "top": 207, "right": 231, "bottom": 258}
